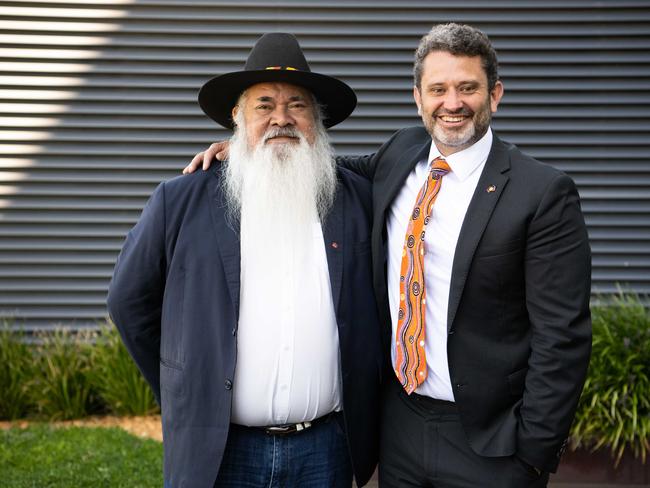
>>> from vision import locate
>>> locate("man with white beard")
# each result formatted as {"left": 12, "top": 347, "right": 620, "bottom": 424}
{"left": 107, "top": 33, "right": 383, "bottom": 488}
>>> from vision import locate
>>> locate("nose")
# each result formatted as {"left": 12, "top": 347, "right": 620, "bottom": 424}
{"left": 442, "top": 89, "right": 463, "bottom": 112}
{"left": 270, "top": 105, "right": 295, "bottom": 127}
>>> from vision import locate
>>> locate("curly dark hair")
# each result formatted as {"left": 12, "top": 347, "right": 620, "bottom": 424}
{"left": 413, "top": 23, "right": 499, "bottom": 91}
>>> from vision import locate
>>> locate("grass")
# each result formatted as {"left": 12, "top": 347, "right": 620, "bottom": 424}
{"left": 0, "top": 425, "right": 163, "bottom": 487}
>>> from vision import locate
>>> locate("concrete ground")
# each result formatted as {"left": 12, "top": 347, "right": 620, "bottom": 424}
{"left": 363, "top": 478, "right": 648, "bottom": 487}
{"left": 364, "top": 483, "right": 648, "bottom": 488}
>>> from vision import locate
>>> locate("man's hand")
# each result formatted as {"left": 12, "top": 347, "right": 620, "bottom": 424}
{"left": 183, "top": 141, "right": 230, "bottom": 174}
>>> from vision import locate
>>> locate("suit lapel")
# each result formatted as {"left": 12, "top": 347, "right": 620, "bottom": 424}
{"left": 447, "top": 136, "right": 511, "bottom": 330}
{"left": 322, "top": 178, "right": 344, "bottom": 313}
{"left": 207, "top": 168, "right": 241, "bottom": 320}
{"left": 379, "top": 138, "right": 432, "bottom": 217}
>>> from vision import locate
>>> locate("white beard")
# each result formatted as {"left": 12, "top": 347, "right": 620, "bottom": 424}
{"left": 224, "top": 112, "right": 343, "bottom": 426}
{"left": 223, "top": 112, "right": 337, "bottom": 269}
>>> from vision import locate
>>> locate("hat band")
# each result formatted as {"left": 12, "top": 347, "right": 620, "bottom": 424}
{"left": 265, "top": 66, "right": 298, "bottom": 71}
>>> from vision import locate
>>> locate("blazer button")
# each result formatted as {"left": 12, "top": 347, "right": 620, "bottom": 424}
{"left": 225, "top": 379, "right": 233, "bottom": 390}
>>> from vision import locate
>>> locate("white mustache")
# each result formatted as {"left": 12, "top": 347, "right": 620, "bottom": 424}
{"left": 262, "top": 127, "right": 301, "bottom": 143}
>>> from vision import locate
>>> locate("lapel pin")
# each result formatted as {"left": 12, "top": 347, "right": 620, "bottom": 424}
{"left": 486, "top": 185, "right": 497, "bottom": 193}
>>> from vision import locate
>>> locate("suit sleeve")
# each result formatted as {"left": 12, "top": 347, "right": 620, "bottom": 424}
{"left": 336, "top": 126, "right": 424, "bottom": 180}
{"left": 517, "top": 173, "right": 592, "bottom": 472}
{"left": 106, "top": 183, "right": 167, "bottom": 404}
{"left": 335, "top": 153, "right": 377, "bottom": 180}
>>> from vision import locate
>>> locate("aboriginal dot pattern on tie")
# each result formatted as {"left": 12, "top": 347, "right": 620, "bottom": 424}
{"left": 395, "top": 156, "right": 451, "bottom": 394}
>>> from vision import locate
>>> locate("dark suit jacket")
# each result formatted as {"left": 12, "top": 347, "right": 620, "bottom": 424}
{"left": 107, "top": 166, "right": 383, "bottom": 488}
{"left": 341, "top": 126, "right": 592, "bottom": 473}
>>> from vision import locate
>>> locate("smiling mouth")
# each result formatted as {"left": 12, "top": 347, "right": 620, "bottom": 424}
{"left": 437, "top": 114, "right": 469, "bottom": 123}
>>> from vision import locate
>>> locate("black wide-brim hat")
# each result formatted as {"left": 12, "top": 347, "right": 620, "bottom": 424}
{"left": 199, "top": 33, "right": 356, "bottom": 129}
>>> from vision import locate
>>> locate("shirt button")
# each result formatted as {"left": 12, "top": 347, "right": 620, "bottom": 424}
{"left": 225, "top": 379, "right": 233, "bottom": 390}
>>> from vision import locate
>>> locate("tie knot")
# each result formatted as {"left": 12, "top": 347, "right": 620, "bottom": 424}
{"left": 430, "top": 157, "right": 450, "bottom": 177}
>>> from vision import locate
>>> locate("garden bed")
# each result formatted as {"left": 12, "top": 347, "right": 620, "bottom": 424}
{"left": 0, "top": 414, "right": 162, "bottom": 441}
{"left": 551, "top": 448, "right": 649, "bottom": 485}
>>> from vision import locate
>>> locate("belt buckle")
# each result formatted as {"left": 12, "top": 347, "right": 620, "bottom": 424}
{"left": 264, "top": 421, "right": 312, "bottom": 436}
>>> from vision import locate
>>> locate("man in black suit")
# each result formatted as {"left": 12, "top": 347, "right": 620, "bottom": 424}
{"left": 185, "top": 23, "right": 592, "bottom": 488}
{"left": 108, "top": 33, "right": 383, "bottom": 487}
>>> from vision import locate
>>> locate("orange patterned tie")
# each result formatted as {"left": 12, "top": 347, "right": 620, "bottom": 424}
{"left": 395, "top": 157, "right": 450, "bottom": 394}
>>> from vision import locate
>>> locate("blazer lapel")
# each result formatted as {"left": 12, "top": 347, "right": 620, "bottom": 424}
{"left": 379, "top": 138, "right": 432, "bottom": 217}
{"left": 207, "top": 168, "right": 241, "bottom": 320}
{"left": 447, "top": 136, "right": 511, "bottom": 330}
{"left": 322, "top": 178, "right": 344, "bottom": 313}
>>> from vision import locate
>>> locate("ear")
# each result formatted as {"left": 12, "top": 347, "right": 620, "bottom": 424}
{"left": 231, "top": 106, "right": 239, "bottom": 126}
{"left": 413, "top": 86, "right": 422, "bottom": 115}
{"left": 490, "top": 81, "right": 504, "bottom": 113}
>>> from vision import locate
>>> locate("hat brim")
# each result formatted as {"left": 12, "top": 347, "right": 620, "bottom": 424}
{"left": 198, "top": 69, "right": 356, "bottom": 129}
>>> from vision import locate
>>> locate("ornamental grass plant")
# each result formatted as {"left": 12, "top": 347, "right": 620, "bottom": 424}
{"left": 571, "top": 292, "right": 650, "bottom": 465}
{"left": 0, "top": 321, "right": 159, "bottom": 421}
{"left": 88, "top": 325, "right": 158, "bottom": 416}
{"left": 29, "top": 328, "right": 100, "bottom": 420}
{"left": 0, "top": 323, "right": 34, "bottom": 420}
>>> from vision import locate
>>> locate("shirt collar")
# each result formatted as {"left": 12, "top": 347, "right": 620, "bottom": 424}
{"left": 426, "top": 127, "right": 493, "bottom": 181}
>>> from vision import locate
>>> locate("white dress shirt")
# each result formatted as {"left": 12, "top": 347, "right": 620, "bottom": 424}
{"left": 231, "top": 222, "right": 342, "bottom": 426}
{"left": 386, "top": 128, "right": 493, "bottom": 400}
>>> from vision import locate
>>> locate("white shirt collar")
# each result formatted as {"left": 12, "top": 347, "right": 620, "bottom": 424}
{"left": 426, "top": 127, "right": 493, "bottom": 181}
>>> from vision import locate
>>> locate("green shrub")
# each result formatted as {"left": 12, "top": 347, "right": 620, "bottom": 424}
{"left": 0, "top": 323, "right": 159, "bottom": 420}
{"left": 571, "top": 292, "right": 650, "bottom": 464}
{"left": 0, "top": 323, "right": 158, "bottom": 421}
{"left": 0, "top": 323, "right": 34, "bottom": 420}
{"left": 88, "top": 324, "right": 158, "bottom": 416}
{"left": 29, "top": 329, "right": 101, "bottom": 420}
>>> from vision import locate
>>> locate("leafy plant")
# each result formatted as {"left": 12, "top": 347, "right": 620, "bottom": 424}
{"left": 571, "top": 291, "right": 650, "bottom": 465}
{"left": 88, "top": 324, "right": 158, "bottom": 416}
{"left": 29, "top": 328, "right": 100, "bottom": 420}
{"left": 0, "top": 322, "right": 34, "bottom": 420}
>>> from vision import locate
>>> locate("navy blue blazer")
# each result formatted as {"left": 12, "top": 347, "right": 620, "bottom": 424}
{"left": 107, "top": 166, "right": 383, "bottom": 488}
{"left": 341, "top": 127, "right": 592, "bottom": 473}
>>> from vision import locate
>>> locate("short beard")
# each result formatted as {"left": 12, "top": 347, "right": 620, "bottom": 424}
{"left": 424, "top": 96, "right": 492, "bottom": 151}
{"left": 222, "top": 110, "right": 337, "bottom": 253}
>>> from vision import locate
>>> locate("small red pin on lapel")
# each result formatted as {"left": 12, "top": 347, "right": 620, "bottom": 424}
{"left": 486, "top": 185, "right": 496, "bottom": 193}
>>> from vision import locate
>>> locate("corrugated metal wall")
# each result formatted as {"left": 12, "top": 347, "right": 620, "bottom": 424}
{"left": 1, "top": 0, "right": 649, "bottom": 330}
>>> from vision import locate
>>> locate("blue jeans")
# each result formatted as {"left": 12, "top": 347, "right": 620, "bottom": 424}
{"left": 214, "top": 413, "right": 353, "bottom": 487}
